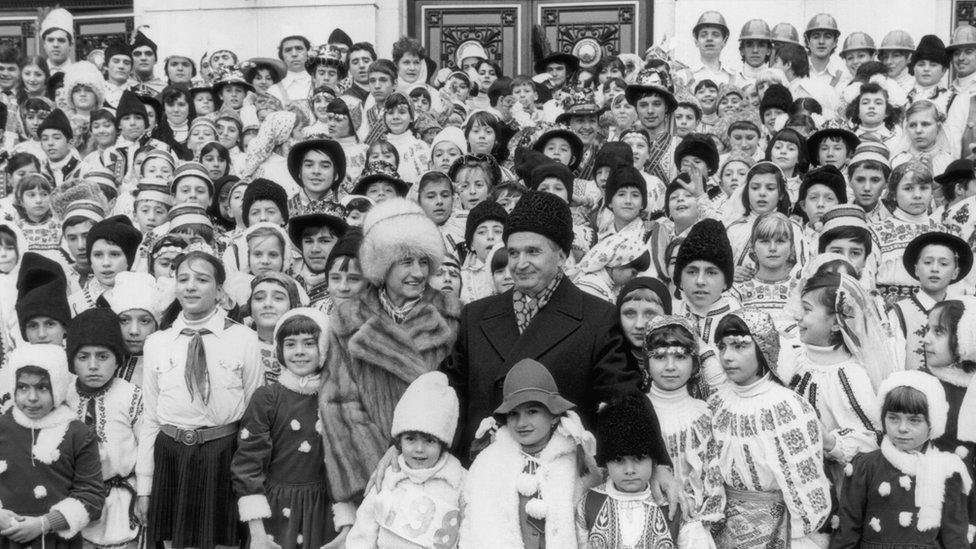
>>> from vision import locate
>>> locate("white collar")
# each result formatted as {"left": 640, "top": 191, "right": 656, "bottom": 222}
{"left": 926, "top": 365, "right": 974, "bottom": 388}
{"left": 604, "top": 479, "right": 652, "bottom": 502}
{"left": 729, "top": 373, "right": 773, "bottom": 397}
{"left": 277, "top": 368, "right": 321, "bottom": 395}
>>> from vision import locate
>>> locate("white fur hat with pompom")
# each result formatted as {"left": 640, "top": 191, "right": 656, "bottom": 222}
{"left": 8, "top": 344, "right": 72, "bottom": 407}
{"left": 391, "top": 371, "right": 459, "bottom": 445}
{"left": 359, "top": 198, "right": 445, "bottom": 287}
{"left": 877, "top": 370, "right": 948, "bottom": 439}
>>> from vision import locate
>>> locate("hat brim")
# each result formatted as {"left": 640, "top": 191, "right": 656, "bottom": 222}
{"left": 947, "top": 42, "right": 976, "bottom": 53}
{"left": 624, "top": 84, "right": 678, "bottom": 111}
{"left": 903, "top": 232, "right": 974, "bottom": 283}
{"left": 213, "top": 79, "right": 256, "bottom": 96}
{"left": 554, "top": 105, "right": 608, "bottom": 125}
{"left": 352, "top": 174, "right": 410, "bottom": 197}
{"left": 532, "top": 128, "right": 584, "bottom": 171}
{"left": 493, "top": 388, "right": 575, "bottom": 417}
{"left": 534, "top": 53, "right": 581, "bottom": 75}
{"left": 806, "top": 128, "right": 860, "bottom": 163}
{"left": 287, "top": 213, "right": 349, "bottom": 247}
{"left": 288, "top": 139, "right": 347, "bottom": 189}
{"left": 935, "top": 169, "right": 975, "bottom": 185}
{"left": 246, "top": 57, "right": 287, "bottom": 81}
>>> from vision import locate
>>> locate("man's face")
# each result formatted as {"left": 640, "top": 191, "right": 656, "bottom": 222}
{"left": 740, "top": 39, "right": 770, "bottom": 68}
{"left": 166, "top": 57, "right": 194, "bottom": 83}
{"left": 955, "top": 47, "right": 976, "bottom": 79}
{"left": 107, "top": 55, "right": 132, "bottom": 84}
{"left": 506, "top": 232, "right": 565, "bottom": 295}
{"left": 43, "top": 30, "right": 71, "bottom": 64}
{"left": 546, "top": 62, "right": 568, "bottom": 88}
{"left": 569, "top": 114, "right": 599, "bottom": 145}
{"left": 695, "top": 27, "right": 727, "bottom": 58}
{"left": 806, "top": 30, "right": 837, "bottom": 60}
{"left": 0, "top": 62, "right": 19, "bottom": 90}
{"left": 348, "top": 49, "right": 374, "bottom": 85}
{"left": 211, "top": 50, "right": 236, "bottom": 70}
{"left": 281, "top": 39, "right": 309, "bottom": 72}
{"left": 132, "top": 46, "right": 156, "bottom": 75}
{"left": 369, "top": 71, "right": 395, "bottom": 103}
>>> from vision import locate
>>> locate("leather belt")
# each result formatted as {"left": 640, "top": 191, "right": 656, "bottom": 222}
{"left": 161, "top": 423, "right": 239, "bottom": 446}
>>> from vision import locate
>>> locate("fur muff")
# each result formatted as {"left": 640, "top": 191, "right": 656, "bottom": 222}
{"left": 319, "top": 286, "right": 461, "bottom": 501}
{"left": 459, "top": 425, "right": 599, "bottom": 549}
{"left": 358, "top": 198, "right": 446, "bottom": 286}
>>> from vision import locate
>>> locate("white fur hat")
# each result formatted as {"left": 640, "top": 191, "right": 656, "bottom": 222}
{"left": 877, "top": 370, "right": 948, "bottom": 439}
{"left": 359, "top": 198, "right": 445, "bottom": 287}
{"left": 391, "top": 371, "right": 459, "bottom": 445}
{"left": 8, "top": 344, "right": 72, "bottom": 407}
{"left": 102, "top": 271, "right": 172, "bottom": 324}
{"left": 63, "top": 61, "right": 106, "bottom": 109}
{"left": 953, "top": 296, "right": 976, "bottom": 364}
{"left": 41, "top": 8, "right": 74, "bottom": 41}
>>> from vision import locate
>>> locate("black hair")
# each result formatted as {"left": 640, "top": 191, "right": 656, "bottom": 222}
{"left": 476, "top": 59, "right": 503, "bottom": 80}
{"left": 277, "top": 35, "right": 311, "bottom": 61}
{"left": 643, "top": 323, "right": 702, "bottom": 395}
{"left": 390, "top": 431, "right": 448, "bottom": 453}
{"left": 367, "top": 140, "right": 400, "bottom": 168}
{"left": 675, "top": 101, "right": 702, "bottom": 120}
{"left": 819, "top": 226, "right": 873, "bottom": 256}
{"left": 774, "top": 43, "right": 809, "bottom": 78}
{"left": 0, "top": 45, "right": 20, "bottom": 66}
{"left": 15, "top": 365, "right": 50, "bottom": 384}
{"left": 790, "top": 97, "right": 822, "bottom": 116}
{"left": 490, "top": 180, "right": 527, "bottom": 201}
{"left": 931, "top": 301, "right": 976, "bottom": 373}
{"left": 848, "top": 158, "right": 892, "bottom": 182}
{"left": 90, "top": 107, "right": 116, "bottom": 128}
{"left": 714, "top": 314, "right": 773, "bottom": 381}
{"left": 348, "top": 42, "right": 377, "bottom": 62}
{"left": 741, "top": 161, "right": 792, "bottom": 215}
{"left": 408, "top": 86, "right": 432, "bottom": 104}
{"left": 417, "top": 171, "right": 452, "bottom": 195}
{"left": 5, "top": 152, "right": 41, "bottom": 175}
{"left": 274, "top": 314, "right": 322, "bottom": 366}
{"left": 391, "top": 36, "right": 426, "bottom": 64}
{"left": 845, "top": 82, "right": 902, "bottom": 130}
{"left": 801, "top": 272, "right": 845, "bottom": 347}
{"left": 663, "top": 237, "right": 684, "bottom": 286}
{"left": 764, "top": 128, "right": 809, "bottom": 175}
{"left": 881, "top": 386, "right": 929, "bottom": 432}
{"left": 173, "top": 250, "right": 226, "bottom": 285}
{"left": 345, "top": 196, "right": 373, "bottom": 214}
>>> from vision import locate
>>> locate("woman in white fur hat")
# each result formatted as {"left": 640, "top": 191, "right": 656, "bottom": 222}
{"left": 318, "top": 197, "right": 460, "bottom": 511}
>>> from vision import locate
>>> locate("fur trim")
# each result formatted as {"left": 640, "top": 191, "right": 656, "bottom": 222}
{"left": 12, "top": 406, "right": 75, "bottom": 464}
{"left": 51, "top": 497, "right": 91, "bottom": 539}
{"left": 878, "top": 371, "right": 948, "bottom": 439}
{"left": 238, "top": 494, "right": 272, "bottom": 521}
{"left": 926, "top": 365, "right": 974, "bottom": 388}
{"left": 459, "top": 426, "right": 598, "bottom": 548}
{"left": 332, "top": 501, "right": 356, "bottom": 529}
{"left": 359, "top": 198, "right": 445, "bottom": 286}
{"left": 62, "top": 61, "right": 106, "bottom": 110}
{"left": 277, "top": 369, "right": 320, "bottom": 395}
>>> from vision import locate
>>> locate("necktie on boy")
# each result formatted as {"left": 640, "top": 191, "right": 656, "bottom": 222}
{"left": 181, "top": 328, "right": 212, "bottom": 404}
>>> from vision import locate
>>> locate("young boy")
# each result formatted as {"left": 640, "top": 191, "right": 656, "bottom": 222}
{"left": 66, "top": 307, "right": 143, "bottom": 549}
{"left": 37, "top": 108, "right": 80, "bottom": 187}
{"left": 673, "top": 218, "right": 739, "bottom": 345}
{"left": 170, "top": 162, "right": 214, "bottom": 209}
{"left": 0, "top": 344, "right": 105, "bottom": 546}
{"left": 286, "top": 138, "right": 347, "bottom": 216}
{"left": 51, "top": 181, "right": 108, "bottom": 293}
{"left": 359, "top": 59, "right": 397, "bottom": 143}
{"left": 683, "top": 11, "right": 734, "bottom": 87}
{"left": 350, "top": 162, "right": 409, "bottom": 203}
{"left": 242, "top": 177, "right": 289, "bottom": 227}
{"left": 576, "top": 393, "right": 680, "bottom": 547}
{"left": 603, "top": 165, "right": 649, "bottom": 235}
{"left": 891, "top": 232, "right": 973, "bottom": 370}
{"left": 673, "top": 102, "right": 702, "bottom": 138}
{"left": 510, "top": 75, "right": 542, "bottom": 128}
{"left": 818, "top": 205, "right": 877, "bottom": 278}
{"left": 847, "top": 141, "right": 892, "bottom": 223}
{"left": 68, "top": 215, "right": 142, "bottom": 315}
{"left": 460, "top": 200, "right": 507, "bottom": 303}
{"left": 287, "top": 207, "right": 348, "bottom": 307}
{"left": 806, "top": 127, "right": 859, "bottom": 169}
{"left": 345, "top": 372, "right": 466, "bottom": 548}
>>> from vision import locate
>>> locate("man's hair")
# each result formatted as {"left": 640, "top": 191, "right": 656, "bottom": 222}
{"left": 348, "top": 42, "right": 377, "bottom": 62}
{"left": 368, "top": 59, "right": 397, "bottom": 81}
{"left": 277, "top": 35, "right": 311, "bottom": 61}
{"left": 775, "top": 43, "right": 809, "bottom": 78}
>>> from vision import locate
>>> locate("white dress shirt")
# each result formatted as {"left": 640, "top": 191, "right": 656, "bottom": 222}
{"left": 270, "top": 70, "right": 312, "bottom": 106}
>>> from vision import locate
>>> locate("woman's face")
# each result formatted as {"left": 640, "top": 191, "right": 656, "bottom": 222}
{"left": 252, "top": 68, "right": 275, "bottom": 94}
{"left": 397, "top": 52, "right": 423, "bottom": 84}
{"left": 748, "top": 172, "right": 781, "bottom": 215}
{"left": 165, "top": 96, "right": 190, "bottom": 125}
{"left": 21, "top": 64, "right": 46, "bottom": 93}
{"left": 384, "top": 255, "right": 429, "bottom": 302}
{"left": 478, "top": 63, "right": 498, "bottom": 90}
{"left": 201, "top": 150, "right": 228, "bottom": 180}
{"left": 467, "top": 122, "right": 496, "bottom": 155}
{"left": 430, "top": 141, "right": 462, "bottom": 172}
{"left": 249, "top": 281, "right": 291, "bottom": 332}
{"left": 858, "top": 92, "right": 887, "bottom": 127}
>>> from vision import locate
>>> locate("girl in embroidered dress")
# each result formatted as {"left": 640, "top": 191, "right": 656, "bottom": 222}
{"left": 12, "top": 172, "right": 61, "bottom": 261}
{"left": 643, "top": 316, "right": 725, "bottom": 547}
{"left": 345, "top": 372, "right": 466, "bottom": 549}
{"left": 734, "top": 212, "right": 799, "bottom": 334}
{"left": 0, "top": 344, "right": 105, "bottom": 549}
{"left": 381, "top": 93, "right": 430, "bottom": 186}
{"left": 709, "top": 309, "right": 832, "bottom": 548}
{"left": 831, "top": 371, "right": 972, "bottom": 548}
{"left": 459, "top": 358, "right": 601, "bottom": 549}
{"left": 873, "top": 161, "right": 945, "bottom": 307}
{"left": 232, "top": 308, "right": 351, "bottom": 549}
{"left": 65, "top": 308, "right": 143, "bottom": 549}
{"left": 577, "top": 393, "right": 682, "bottom": 548}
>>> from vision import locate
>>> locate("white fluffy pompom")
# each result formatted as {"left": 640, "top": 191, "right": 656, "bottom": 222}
{"left": 240, "top": 428, "right": 251, "bottom": 440}
{"left": 957, "top": 446, "right": 970, "bottom": 459}
{"left": 525, "top": 498, "right": 547, "bottom": 520}
{"left": 0, "top": 460, "right": 6, "bottom": 475}
{"left": 33, "top": 485, "right": 47, "bottom": 499}
{"left": 877, "top": 482, "right": 890, "bottom": 497}
{"left": 844, "top": 463, "right": 854, "bottom": 477}
{"left": 830, "top": 515, "right": 840, "bottom": 530}
{"left": 298, "top": 441, "right": 311, "bottom": 453}
{"left": 296, "top": 534, "right": 303, "bottom": 545}
{"left": 968, "top": 524, "right": 975, "bottom": 543}
{"left": 899, "top": 475, "right": 912, "bottom": 491}
{"left": 899, "top": 512, "right": 913, "bottom": 527}
{"left": 517, "top": 472, "right": 538, "bottom": 497}
{"left": 282, "top": 507, "right": 291, "bottom": 518}
{"left": 869, "top": 517, "right": 881, "bottom": 532}
{"left": 290, "top": 420, "right": 301, "bottom": 431}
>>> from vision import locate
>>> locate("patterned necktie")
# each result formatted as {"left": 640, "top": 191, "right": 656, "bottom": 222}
{"left": 181, "top": 328, "right": 212, "bottom": 404}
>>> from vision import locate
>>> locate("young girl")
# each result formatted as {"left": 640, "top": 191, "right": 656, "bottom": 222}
{"left": 764, "top": 128, "right": 808, "bottom": 202}
{"left": 381, "top": 93, "right": 430, "bottom": 186}
{"left": 832, "top": 370, "right": 971, "bottom": 547}
{"left": 232, "top": 308, "right": 352, "bottom": 549}
{"left": 326, "top": 98, "right": 368, "bottom": 188}
{"left": 65, "top": 308, "right": 143, "bottom": 549}
{"left": 247, "top": 271, "right": 305, "bottom": 385}
{"left": 643, "top": 316, "right": 725, "bottom": 546}
{"left": 846, "top": 82, "right": 904, "bottom": 152}
{"left": 460, "top": 358, "right": 600, "bottom": 548}
{"left": 13, "top": 172, "right": 62, "bottom": 261}
{"left": 429, "top": 126, "right": 466, "bottom": 173}
{"left": 0, "top": 344, "right": 105, "bottom": 547}
{"left": 200, "top": 141, "right": 232, "bottom": 181}
{"left": 225, "top": 222, "right": 291, "bottom": 276}
{"left": 191, "top": 86, "right": 217, "bottom": 117}
{"left": 891, "top": 100, "right": 952, "bottom": 176}
{"left": 451, "top": 154, "right": 498, "bottom": 211}
{"left": 321, "top": 228, "right": 365, "bottom": 314}
{"left": 734, "top": 212, "right": 799, "bottom": 334}
{"left": 345, "top": 372, "right": 466, "bottom": 548}
{"left": 366, "top": 140, "right": 399, "bottom": 172}
{"left": 709, "top": 309, "right": 832, "bottom": 547}
{"left": 872, "top": 161, "right": 943, "bottom": 306}
{"left": 68, "top": 215, "right": 142, "bottom": 315}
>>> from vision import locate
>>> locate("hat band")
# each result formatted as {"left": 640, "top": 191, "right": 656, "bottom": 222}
{"left": 821, "top": 216, "right": 868, "bottom": 233}
{"left": 136, "top": 190, "right": 175, "bottom": 207}
{"left": 505, "top": 386, "right": 561, "bottom": 400}
{"left": 169, "top": 213, "right": 212, "bottom": 228}
{"left": 850, "top": 152, "right": 890, "bottom": 166}
{"left": 62, "top": 204, "right": 105, "bottom": 226}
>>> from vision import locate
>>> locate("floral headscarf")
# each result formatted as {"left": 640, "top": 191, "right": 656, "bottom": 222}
{"left": 239, "top": 110, "right": 298, "bottom": 180}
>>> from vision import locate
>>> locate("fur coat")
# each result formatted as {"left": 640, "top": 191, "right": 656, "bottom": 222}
{"left": 459, "top": 423, "right": 600, "bottom": 549}
{"left": 319, "top": 286, "right": 461, "bottom": 502}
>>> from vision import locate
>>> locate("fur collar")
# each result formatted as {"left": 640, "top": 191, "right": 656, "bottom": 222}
{"left": 333, "top": 286, "right": 461, "bottom": 338}
{"left": 925, "top": 365, "right": 974, "bottom": 388}
{"left": 12, "top": 405, "right": 76, "bottom": 464}
{"left": 277, "top": 368, "right": 320, "bottom": 395}
{"left": 459, "top": 426, "right": 598, "bottom": 549}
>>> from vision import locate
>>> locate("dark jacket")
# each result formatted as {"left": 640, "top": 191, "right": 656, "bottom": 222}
{"left": 441, "top": 276, "right": 643, "bottom": 458}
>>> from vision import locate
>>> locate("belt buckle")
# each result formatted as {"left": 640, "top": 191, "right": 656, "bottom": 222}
{"left": 177, "top": 428, "right": 199, "bottom": 445}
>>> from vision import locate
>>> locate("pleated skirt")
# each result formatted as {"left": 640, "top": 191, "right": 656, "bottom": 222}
{"left": 147, "top": 431, "right": 242, "bottom": 549}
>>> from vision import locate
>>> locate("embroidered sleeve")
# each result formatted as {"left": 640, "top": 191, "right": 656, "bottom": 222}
{"left": 693, "top": 415, "right": 727, "bottom": 524}
{"left": 764, "top": 396, "right": 831, "bottom": 537}
{"left": 827, "top": 366, "right": 881, "bottom": 463}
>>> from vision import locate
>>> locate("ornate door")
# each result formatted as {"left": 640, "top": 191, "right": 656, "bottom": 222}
{"left": 409, "top": 0, "right": 651, "bottom": 75}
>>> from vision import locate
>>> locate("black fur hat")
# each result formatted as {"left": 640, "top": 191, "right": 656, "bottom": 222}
{"left": 595, "top": 392, "right": 669, "bottom": 467}
{"left": 465, "top": 200, "right": 508, "bottom": 247}
{"left": 504, "top": 190, "right": 574, "bottom": 254}
{"left": 674, "top": 218, "right": 734, "bottom": 290}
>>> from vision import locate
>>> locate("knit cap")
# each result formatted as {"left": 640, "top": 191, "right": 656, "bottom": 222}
{"left": 86, "top": 214, "right": 142, "bottom": 267}
{"left": 37, "top": 108, "right": 73, "bottom": 140}
{"left": 391, "top": 371, "right": 459, "bottom": 445}
{"left": 604, "top": 165, "right": 648, "bottom": 210}
{"left": 595, "top": 392, "right": 668, "bottom": 466}
{"left": 15, "top": 253, "right": 70, "bottom": 339}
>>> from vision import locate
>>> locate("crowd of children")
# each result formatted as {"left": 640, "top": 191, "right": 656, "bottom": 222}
{"left": 4, "top": 4, "right": 976, "bottom": 548}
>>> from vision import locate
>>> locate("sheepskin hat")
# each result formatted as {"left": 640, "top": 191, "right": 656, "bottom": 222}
{"left": 63, "top": 61, "right": 106, "bottom": 110}
{"left": 877, "top": 370, "right": 948, "bottom": 439}
{"left": 359, "top": 197, "right": 444, "bottom": 287}
{"left": 8, "top": 344, "right": 72, "bottom": 407}
{"left": 595, "top": 391, "right": 669, "bottom": 467}
{"left": 391, "top": 371, "right": 459, "bottom": 445}
{"left": 674, "top": 218, "right": 734, "bottom": 290}
{"left": 66, "top": 308, "right": 126, "bottom": 373}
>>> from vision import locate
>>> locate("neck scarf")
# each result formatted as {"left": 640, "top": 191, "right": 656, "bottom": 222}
{"left": 512, "top": 271, "right": 564, "bottom": 333}
{"left": 880, "top": 437, "right": 972, "bottom": 531}
{"left": 379, "top": 287, "right": 422, "bottom": 324}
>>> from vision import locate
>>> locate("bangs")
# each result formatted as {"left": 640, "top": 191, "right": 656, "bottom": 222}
{"left": 752, "top": 212, "right": 793, "bottom": 242}
{"left": 275, "top": 315, "right": 321, "bottom": 343}
{"left": 645, "top": 324, "right": 695, "bottom": 350}
{"left": 882, "top": 386, "right": 928, "bottom": 419}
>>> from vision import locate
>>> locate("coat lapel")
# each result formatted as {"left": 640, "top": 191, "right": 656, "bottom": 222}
{"left": 479, "top": 289, "right": 520, "bottom": 362}
{"left": 506, "top": 278, "right": 582, "bottom": 365}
